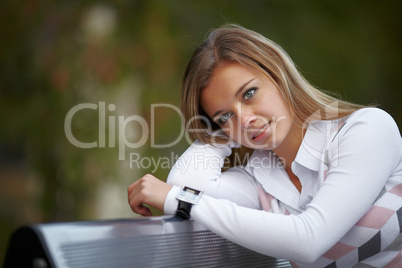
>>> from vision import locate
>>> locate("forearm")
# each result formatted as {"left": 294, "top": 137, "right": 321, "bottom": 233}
{"left": 164, "top": 186, "right": 319, "bottom": 262}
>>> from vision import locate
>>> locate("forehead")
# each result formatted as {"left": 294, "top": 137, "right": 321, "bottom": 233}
{"left": 200, "top": 62, "right": 255, "bottom": 113}
{"left": 207, "top": 62, "right": 254, "bottom": 91}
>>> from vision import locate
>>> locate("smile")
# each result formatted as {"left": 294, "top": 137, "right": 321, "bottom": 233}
{"left": 252, "top": 122, "right": 271, "bottom": 142}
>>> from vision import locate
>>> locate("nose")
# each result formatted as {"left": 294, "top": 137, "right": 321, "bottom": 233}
{"left": 236, "top": 105, "right": 256, "bottom": 130}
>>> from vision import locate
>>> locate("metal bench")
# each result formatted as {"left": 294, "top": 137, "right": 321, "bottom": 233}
{"left": 4, "top": 215, "right": 291, "bottom": 267}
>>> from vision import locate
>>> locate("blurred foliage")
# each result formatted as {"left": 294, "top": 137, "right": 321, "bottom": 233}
{"left": 0, "top": 0, "right": 401, "bottom": 262}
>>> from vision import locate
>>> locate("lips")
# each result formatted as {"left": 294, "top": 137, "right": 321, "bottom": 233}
{"left": 252, "top": 122, "right": 271, "bottom": 142}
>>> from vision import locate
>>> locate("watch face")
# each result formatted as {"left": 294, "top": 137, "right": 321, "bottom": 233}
{"left": 176, "top": 186, "right": 203, "bottom": 204}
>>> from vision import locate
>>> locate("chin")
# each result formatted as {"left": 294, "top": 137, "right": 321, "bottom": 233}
{"left": 239, "top": 140, "right": 272, "bottom": 150}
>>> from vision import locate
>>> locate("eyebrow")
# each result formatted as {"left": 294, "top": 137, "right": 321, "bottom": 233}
{"left": 211, "top": 78, "right": 256, "bottom": 119}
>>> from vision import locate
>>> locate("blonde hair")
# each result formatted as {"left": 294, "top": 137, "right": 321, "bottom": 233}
{"left": 181, "top": 24, "right": 364, "bottom": 155}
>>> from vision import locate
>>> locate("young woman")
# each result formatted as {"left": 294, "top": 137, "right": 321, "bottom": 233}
{"left": 127, "top": 25, "right": 402, "bottom": 267}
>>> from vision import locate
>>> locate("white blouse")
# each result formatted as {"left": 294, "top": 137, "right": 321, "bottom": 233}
{"left": 164, "top": 108, "right": 402, "bottom": 267}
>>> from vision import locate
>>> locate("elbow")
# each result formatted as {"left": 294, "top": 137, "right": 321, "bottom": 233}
{"left": 280, "top": 236, "right": 324, "bottom": 264}
{"left": 290, "top": 243, "right": 325, "bottom": 264}
{"left": 297, "top": 252, "right": 321, "bottom": 264}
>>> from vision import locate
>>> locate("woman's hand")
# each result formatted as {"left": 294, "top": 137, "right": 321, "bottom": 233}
{"left": 127, "top": 174, "right": 173, "bottom": 216}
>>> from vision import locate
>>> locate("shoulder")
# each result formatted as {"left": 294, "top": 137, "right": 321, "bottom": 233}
{"left": 325, "top": 108, "right": 401, "bottom": 171}
{"left": 343, "top": 108, "right": 400, "bottom": 135}
{"left": 349, "top": 107, "right": 395, "bottom": 121}
{"left": 339, "top": 108, "right": 401, "bottom": 145}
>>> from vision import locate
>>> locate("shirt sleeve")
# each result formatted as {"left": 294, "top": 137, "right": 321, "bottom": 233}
{"left": 166, "top": 140, "right": 261, "bottom": 209}
{"left": 164, "top": 108, "right": 402, "bottom": 263}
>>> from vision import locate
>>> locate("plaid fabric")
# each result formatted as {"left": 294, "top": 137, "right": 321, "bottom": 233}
{"left": 258, "top": 182, "right": 402, "bottom": 267}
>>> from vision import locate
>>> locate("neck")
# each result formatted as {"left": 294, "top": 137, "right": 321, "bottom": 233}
{"left": 272, "top": 123, "right": 305, "bottom": 170}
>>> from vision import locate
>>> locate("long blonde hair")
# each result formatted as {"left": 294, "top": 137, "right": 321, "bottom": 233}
{"left": 181, "top": 24, "right": 364, "bottom": 166}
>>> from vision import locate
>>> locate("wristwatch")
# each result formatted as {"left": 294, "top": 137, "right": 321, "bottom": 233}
{"left": 175, "top": 186, "right": 204, "bottom": 219}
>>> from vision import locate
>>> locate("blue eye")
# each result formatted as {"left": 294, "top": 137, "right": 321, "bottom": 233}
{"left": 243, "top": 88, "right": 257, "bottom": 100}
{"left": 217, "top": 113, "right": 232, "bottom": 125}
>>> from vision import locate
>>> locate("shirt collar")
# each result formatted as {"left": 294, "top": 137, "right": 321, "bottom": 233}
{"left": 246, "top": 120, "right": 332, "bottom": 173}
{"left": 293, "top": 121, "right": 329, "bottom": 172}
{"left": 294, "top": 118, "right": 348, "bottom": 171}
{"left": 244, "top": 118, "right": 346, "bottom": 211}
{"left": 245, "top": 150, "right": 303, "bottom": 211}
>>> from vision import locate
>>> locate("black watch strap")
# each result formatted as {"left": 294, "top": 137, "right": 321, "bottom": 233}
{"left": 175, "top": 186, "right": 203, "bottom": 219}
{"left": 175, "top": 200, "right": 192, "bottom": 219}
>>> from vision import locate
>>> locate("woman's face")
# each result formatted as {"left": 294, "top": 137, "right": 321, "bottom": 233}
{"left": 200, "top": 62, "right": 294, "bottom": 150}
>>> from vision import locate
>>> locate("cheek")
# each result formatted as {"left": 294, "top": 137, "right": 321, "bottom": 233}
{"left": 222, "top": 126, "right": 252, "bottom": 146}
{"left": 219, "top": 121, "right": 242, "bottom": 141}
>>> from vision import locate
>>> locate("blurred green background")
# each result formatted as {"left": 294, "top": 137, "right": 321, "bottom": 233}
{"left": 1, "top": 0, "right": 401, "bottom": 262}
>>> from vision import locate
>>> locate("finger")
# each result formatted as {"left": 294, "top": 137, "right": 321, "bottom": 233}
{"left": 137, "top": 204, "right": 153, "bottom": 217}
{"left": 130, "top": 198, "right": 152, "bottom": 216}
{"left": 128, "top": 179, "right": 148, "bottom": 203}
{"left": 127, "top": 179, "right": 141, "bottom": 196}
{"left": 128, "top": 188, "right": 148, "bottom": 214}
